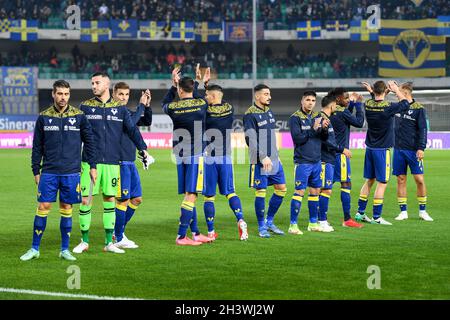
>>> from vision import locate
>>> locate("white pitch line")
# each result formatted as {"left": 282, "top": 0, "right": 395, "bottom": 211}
{"left": 0, "top": 287, "right": 145, "bottom": 300}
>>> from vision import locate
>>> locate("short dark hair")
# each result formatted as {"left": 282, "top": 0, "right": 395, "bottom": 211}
{"left": 328, "top": 87, "right": 346, "bottom": 98}
{"left": 91, "top": 71, "right": 110, "bottom": 79}
{"left": 52, "top": 80, "right": 70, "bottom": 92}
{"left": 303, "top": 90, "right": 317, "bottom": 98}
{"left": 373, "top": 81, "right": 387, "bottom": 95}
{"left": 113, "top": 82, "right": 130, "bottom": 91}
{"left": 178, "top": 76, "right": 194, "bottom": 93}
{"left": 206, "top": 84, "right": 223, "bottom": 92}
{"left": 254, "top": 84, "right": 270, "bottom": 92}
{"left": 321, "top": 95, "right": 336, "bottom": 108}
{"left": 400, "top": 82, "right": 413, "bottom": 93}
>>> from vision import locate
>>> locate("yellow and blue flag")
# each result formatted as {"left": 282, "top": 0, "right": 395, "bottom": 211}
{"left": 297, "top": 21, "right": 321, "bottom": 39}
{"left": 0, "top": 19, "right": 11, "bottom": 32}
{"left": 10, "top": 20, "right": 38, "bottom": 41}
{"left": 438, "top": 16, "right": 450, "bottom": 36}
{"left": 171, "top": 21, "right": 194, "bottom": 40}
{"left": 379, "top": 19, "right": 446, "bottom": 77}
{"left": 194, "top": 22, "right": 221, "bottom": 42}
{"left": 80, "top": 21, "right": 110, "bottom": 42}
{"left": 326, "top": 20, "right": 348, "bottom": 32}
{"left": 139, "top": 21, "right": 166, "bottom": 39}
{"left": 350, "top": 20, "right": 378, "bottom": 41}
{"left": 111, "top": 19, "right": 138, "bottom": 39}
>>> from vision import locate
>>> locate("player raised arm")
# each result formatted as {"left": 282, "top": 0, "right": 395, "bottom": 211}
{"left": 162, "top": 67, "right": 181, "bottom": 113}
{"left": 385, "top": 80, "right": 410, "bottom": 116}
{"left": 137, "top": 89, "right": 153, "bottom": 126}
{"left": 343, "top": 93, "right": 365, "bottom": 128}
{"left": 361, "top": 81, "right": 373, "bottom": 94}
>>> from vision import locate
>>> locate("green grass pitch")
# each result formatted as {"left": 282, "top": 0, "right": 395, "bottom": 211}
{"left": 0, "top": 148, "right": 449, "bottom": 300}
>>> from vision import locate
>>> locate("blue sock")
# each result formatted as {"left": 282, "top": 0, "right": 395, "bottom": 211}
{"left": 178, "top": 201, "right": 194, "bottom": 238}
{"left": 308, "top": 195, "right": 319, "bottom": 223}
{"left": 319, "top": 192, "right": 330, "bottom": 222}
{"left": 114, "top": 204, "right": 127, "bottom": 242}
{"left": 255, "top": 189, "right": 266, "bottom": 229}
{"left": 32, "top": 210, "right": 48, "bottom": 251}
{"left": 204, "top": 197, "right": 215, "bottom": 232}
{"left": 341, "top": 188, "right": 352, "bottom": 221}
{"left": 190, "top": 206, "right": 200, "bottom": 235}
{"left": 418, "top": 196, "right": 427, "bottom": 211}
{"left": 398, "top": 197, "right": 407, "bottom": 212}
{"left": 358, "top": 194, "right": 368, "bottom": 214}
{"left": 59, "top": 208, "right": 72, "bottom": 251}
{"left": 373, "top": 198, "right": 384, "bottom": 219}
{"left": 227, "top": 193, "right": 244, "bottom": 221}
{"left": 123, "top": 202, "right": 139, "bottom": 233}
{"left": 266, "top": 190, "right": 285, "bottom": 225}
{"left": 290, "top": 194, "right": 303, "bottom": 224}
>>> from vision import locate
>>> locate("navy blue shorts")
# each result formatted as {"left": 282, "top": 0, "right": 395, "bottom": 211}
{"left": 249, "top": 160, "right": 286, "bottom": 189}
{"left": 37, "top": 173, "right": 81, "bottom": 204}
{"left": 333, "top": 153, "right": 351, "bottom": 183}
{"left": 176, "top": 155, "right": 205, "bottom": 194}
{"left": 363, "top": 148, "right": 391, "bottom": 183}
{"left": 321, "top": 163, "right": 335, "bottom": 190}
{"left": 294, "top": 161, "right": 322, "bottom": 190}
{"left": 204, "top": 156, "right": 235, "bottom": 196}
{"left": 393, "top": 149, "right": 424, "bottom": 176}
{"left": 118, "top": 161, "right": 142, "bottom": 200}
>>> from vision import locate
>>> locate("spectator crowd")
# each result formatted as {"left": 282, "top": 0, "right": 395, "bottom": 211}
{"left": 1, "top": 0, "right": 448, "bottom": 28}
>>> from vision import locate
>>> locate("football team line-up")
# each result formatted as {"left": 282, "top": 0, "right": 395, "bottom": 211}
{"left": 20, "top": 64, "right": 433, "bottom": 261}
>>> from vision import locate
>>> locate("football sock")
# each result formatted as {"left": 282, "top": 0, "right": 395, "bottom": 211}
{"left": 341, "top": 188, "right": 352, "bottom": 221}
{"left": 227, "top": 193, "right": 244, "bottom": 221}
{"left": 203, "top": 196, "right": 215, "bottom": 233}
{"left": 190, "top": 207, "right": 200, "bottom": 235}
{"left": 178, "top": 201, "right": 194, "bottom": 239}
{"left": 266, "top": 189, "right": 286, "bottom": 225}
{"left": 418, "top": 196, "right": 427, "bottom": 212}
{"left": 59, "top": 208, "right": 72, "bottom": 251}
{"left": 308, "top": 195, "right": 320, "bottom": 223}
{"left": 124, "top": 202, "right": 139, "bottom": 228}
{"left": 255, "top": 189, "right": 266, "bottom": 229}
{"left": 358, "top": 194, "right": 369, "bottom": 214}
{"left": 79, "top": 204, "right": 92, "bottom": 243}
{"left": 398, "top": 197, "right": 407, "bottom": 212}
{"left": 290, "top": 194, "right": 303, "bottom": 224}
{"left": 32, "top": 209, "right": 49, "bottom": 251}
{"left": 114, "top": 204, "right": 127, "bottom": 242}
{"left": 103, "top": 201, "right": 116, "bottom": 245}
{"left": 373, "top": 198, "right": 384, "bottom": 220}
{"left": 319, "top": 192, "right": 330, "bottom": 222}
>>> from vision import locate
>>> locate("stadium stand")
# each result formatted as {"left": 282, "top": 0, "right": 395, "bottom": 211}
{"left": 2, "top": 0, "right": 449, "bottom": 29}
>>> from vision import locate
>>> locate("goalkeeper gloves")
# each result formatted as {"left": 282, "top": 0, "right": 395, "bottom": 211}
{"left": 138, "top": 150, "right": 155, "bottom": 170}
